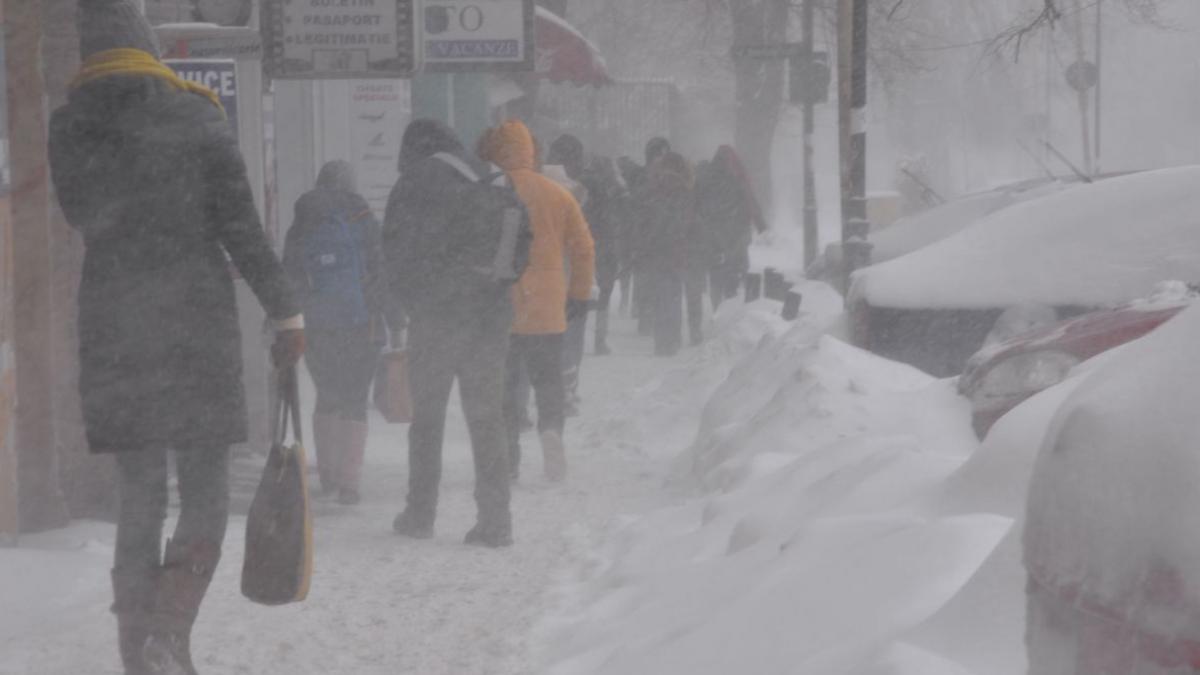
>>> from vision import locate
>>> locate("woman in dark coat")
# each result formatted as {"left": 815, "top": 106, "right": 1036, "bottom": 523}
{"left": 47, "top": 3, "right": 302, "bottom": 672}
{"left": 283, "top": 161, "right": 383, "bottom": 506}
{"left": 642, "top": 152, "right": 696, "bottom": 357}
{"left": 695, "top": 145, "right": 767, "bottom": 310}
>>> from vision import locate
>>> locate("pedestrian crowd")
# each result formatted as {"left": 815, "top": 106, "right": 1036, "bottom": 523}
{"left": 42, "top": 2, "right": 766, "bottom": 672}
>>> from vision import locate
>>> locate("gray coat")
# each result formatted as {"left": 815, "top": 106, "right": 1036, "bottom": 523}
{"left": 48, "top": 76, "right": 298, "bottom": 454}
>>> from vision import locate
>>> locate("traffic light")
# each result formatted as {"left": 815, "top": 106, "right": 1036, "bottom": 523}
{"left": 790, "top": 51, "right": 831, "bottom": 105}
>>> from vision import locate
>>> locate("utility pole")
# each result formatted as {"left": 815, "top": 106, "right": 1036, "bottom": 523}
{"left": 800, "top": 0, "right": 818, "bottom": 270}
{"left": 838, "top": 0, "right": 869, "bottom": 292}
{"left": 1094, "top": 0, "right": 1103, "bottom": 174}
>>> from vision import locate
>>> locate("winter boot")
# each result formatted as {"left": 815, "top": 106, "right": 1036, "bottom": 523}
{"left": 594, "top": 310, "right": 611, "bottom": 355}
{"left": 336, "top": 418, "right": 368, "bottom": 505}
{"left": 464, "top": 523, "right": 513, "bottom": 548}
{"left": 143, "top": 539, "right": 221, "bottom": 675}
{"left": 540, "top": 430, "right": 567, "bottom": 483}
{"left": 312, "top": 413, "right": 338, "bottom": 495}
{"left": 392, "top": 510, "right": 435, "bottom": 539}
{"left": 112, "top": 567, "right": 158, "bottom": 675}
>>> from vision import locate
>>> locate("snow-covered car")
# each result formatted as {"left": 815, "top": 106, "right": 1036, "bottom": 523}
{"left": 849, "top": 167, "right": 1200, "bottom": 377}
{"left": 1024, "top": 302, "right": 1200, "bottom": 674}
{"left": 958, "top": 287, "right": 1195, "bottom": 439}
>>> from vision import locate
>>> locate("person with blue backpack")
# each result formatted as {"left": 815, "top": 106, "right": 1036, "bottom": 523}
{"left": 283, "top": 160, "right": 385, "bottom": 506}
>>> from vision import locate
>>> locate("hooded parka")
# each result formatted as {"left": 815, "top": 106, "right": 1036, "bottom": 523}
{"left": 48, "top": 70, "right": 299, "bottom": 454}
{"left": 479, "top": 121, "right": 595, "bottom": 335}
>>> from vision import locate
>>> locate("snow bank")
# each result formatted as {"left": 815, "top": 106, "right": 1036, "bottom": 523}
{"left": 853, "top": 166, "right": 1200, "bottom": 310}
{"left": 541, "top": 301, "right": 1020, "bottom": 675}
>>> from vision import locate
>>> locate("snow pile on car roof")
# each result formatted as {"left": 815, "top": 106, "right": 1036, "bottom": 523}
{"left": 853, "top": 166, "right": 1200, "bottom": 310}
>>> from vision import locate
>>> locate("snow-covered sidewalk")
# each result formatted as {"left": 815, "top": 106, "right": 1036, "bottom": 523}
{"left": 0, "top": 317, "right": 685, "bottom": 675}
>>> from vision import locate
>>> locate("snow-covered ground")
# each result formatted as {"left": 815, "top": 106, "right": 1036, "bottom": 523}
{"left": 0, "top": 316, "right": 694, "bottom": 675}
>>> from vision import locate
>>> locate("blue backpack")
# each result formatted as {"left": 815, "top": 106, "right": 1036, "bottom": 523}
{"left": 302, "top": 211, "right": 370, "bottom": 329}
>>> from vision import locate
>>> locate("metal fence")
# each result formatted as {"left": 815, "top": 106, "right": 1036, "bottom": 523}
{"left": 535, "top": 79, "right": 680, "bottom": 161}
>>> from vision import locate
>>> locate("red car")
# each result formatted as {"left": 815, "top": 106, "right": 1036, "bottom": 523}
{"left": 958, "top": 294, "right": 1193, "bottom": 438}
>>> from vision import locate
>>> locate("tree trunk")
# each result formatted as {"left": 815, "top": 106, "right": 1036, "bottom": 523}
{"left": 731, "top": 0, "right": 788, "bottom": 223}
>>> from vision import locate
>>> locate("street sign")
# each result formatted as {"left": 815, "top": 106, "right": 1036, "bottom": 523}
{"left": 261, "top": 0, "right": 417, "bottom": 79}
{"left": 1065, "top": 60, "right": 1099, "bottom": 92}
{"left": 348, "top": 81, "right": 407, "bottom": 217}
{"left": 731, "top": 42, "right": 804, "bottom": 60}
{"left": 156, "top": 25, "right": 263, "bottom": 60}
{"left": 421, "top": 0, "right": 535, "bottom": 73}
{"left": 165, "top": 59, "right": 240, "bottom": 140}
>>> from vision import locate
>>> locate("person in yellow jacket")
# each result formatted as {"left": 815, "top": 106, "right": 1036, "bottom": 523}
{"left": 479, "top": 120, "right": 595, "bottom": 482}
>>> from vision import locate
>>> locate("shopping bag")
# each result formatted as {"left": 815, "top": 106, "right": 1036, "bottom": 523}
{"left": 374, "top": 349, "right": 413, "bottom": 423}
{"left": 242, "top": 366, "right": 313, "bottom": 605}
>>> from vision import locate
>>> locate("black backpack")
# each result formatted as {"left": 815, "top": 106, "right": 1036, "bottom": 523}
{"left": 429, "top": 152, "right": 533, "bottom": 300}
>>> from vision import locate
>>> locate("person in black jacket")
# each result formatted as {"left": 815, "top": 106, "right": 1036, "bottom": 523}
{"left": 383, "top": 119, "right": 516, "bottom": 548}
{"left": 282, "top": 161, "right": 384, "bottom": 506}
{"left": 47, "top": 2, "right": 303, "bottom": 672}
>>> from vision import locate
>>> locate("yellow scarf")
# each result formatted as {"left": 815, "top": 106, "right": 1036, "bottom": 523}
{"left": 71, "top": 48, "right": 225, "bottom": 116}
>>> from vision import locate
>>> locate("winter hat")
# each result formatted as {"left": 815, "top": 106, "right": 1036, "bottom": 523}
{"left": 78, "top": 0, "right": 161, "bottom": 60}
{"left": 399, "top": 118, "right": 463, "bottom": 171}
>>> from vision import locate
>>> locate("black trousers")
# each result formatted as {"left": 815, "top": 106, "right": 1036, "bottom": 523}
{"left": 406, "top": 308, "right": 512, "bottom": 530}
{"left": 685, "top": 264, "right": 706, "bottom": 345}
{"left": 306, "top": 324, "right": 379, "bottom": 422}
{"left": 114, "top": 446, "right": 231, "bottom": 575}
{"left": 504, "top": 333, "right": 565, "bottom": 476}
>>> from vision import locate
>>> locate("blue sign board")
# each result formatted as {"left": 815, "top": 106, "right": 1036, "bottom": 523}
{"left": 165, "top": 59, "right": 240, "bottom": 141}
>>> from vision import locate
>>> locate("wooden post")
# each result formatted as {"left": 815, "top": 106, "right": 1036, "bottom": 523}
{"left": 5, "top": 0, "right": 70, "bottom": 532}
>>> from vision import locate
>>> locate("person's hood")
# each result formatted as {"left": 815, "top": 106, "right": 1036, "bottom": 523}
{"left": 399, "top": 118, "right": 464, "bottom": 172}
{"left": 479, "top": 120, "right": 536, "bottom": 173}
{"left": 316, "top": 160, "right": 356, "bottom": 193}
{"left": 78, "top": 0, "right": 161, "bottom": 59}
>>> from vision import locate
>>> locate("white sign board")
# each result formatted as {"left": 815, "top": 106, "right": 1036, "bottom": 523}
{"left": 348, "top": 81, "right": 408, "bottom": 217}
{"left": 262, "top": 0, "right": 416, "bottom": 79}
{"left": 421, "top": 0, "right": 534, "bottom": 72}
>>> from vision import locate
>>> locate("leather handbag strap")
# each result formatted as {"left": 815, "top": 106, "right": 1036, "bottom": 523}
{"left": 273, "top": 367, "right": 304, "bottom": 447}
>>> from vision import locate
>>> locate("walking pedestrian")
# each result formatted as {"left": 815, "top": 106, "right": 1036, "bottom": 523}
{"left": 695, "top": 145, "right": 767, "bottom": 310}
{"left": 642, "top": 152, "right": 696, "bottom": 357}
{"left": 384, "top": 119, "right": 530, "bottom": 548}
{"left": 479, "top": 120, "right": 595, "bottom": 483}
{"left": 47, "top": 3, "right": 304, "bottom": 672}
{"left": 282, "top": 161, "right": 384, "bottom": 505}
{"left": 626, "top": 137, "right": 673, "bottom": 335}
{"left": 547, "top": 134, "right": 626, "bottom": 357}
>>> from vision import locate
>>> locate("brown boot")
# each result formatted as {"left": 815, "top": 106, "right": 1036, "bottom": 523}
{"left": 313, "top": 413, "right": 339, "bottom": 494}
{"left": 337, "top": 418, "right": 368, "bottom": 505}
{"left": 143, "top": 539, "right": 221, "bottom": 675}
{"left": 112, "top": 567, "right": 157, "bottom": 675}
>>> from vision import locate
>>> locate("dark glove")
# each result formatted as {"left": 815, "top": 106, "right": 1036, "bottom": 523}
{"left": 566, "top": 299, "right": 590, "bottom": 322}
{"left": 271, "top": 329, "right": 306, "bottom": 369}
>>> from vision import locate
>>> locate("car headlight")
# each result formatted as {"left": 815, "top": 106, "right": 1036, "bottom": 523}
{"left": 974, "top": 350, "right": 1081, "bottom": 405}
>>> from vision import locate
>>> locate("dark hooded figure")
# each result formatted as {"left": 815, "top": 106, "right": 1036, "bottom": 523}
{"left": 626, "top": 137, "right": 673, "bottom": 335}
{"left": 642, "top": 152, "right": 696, "bottom": 356}
{"left": 282, "top": 160, "right": 384, "bottom": 505}
{"left": 383, "top": 119, "right": 516, "bottom": 547}
{"left": 46, "top": 1, "right": 303, "bottom": 673}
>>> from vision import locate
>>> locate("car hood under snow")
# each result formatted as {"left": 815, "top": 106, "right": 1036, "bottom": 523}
{"left": 850, "top": 166, "right": 1200, "bottom": 311}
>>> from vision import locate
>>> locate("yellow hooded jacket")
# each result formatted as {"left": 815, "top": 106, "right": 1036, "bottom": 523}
{"left": 481, "top": 120, "right": 595, "bottom": 335}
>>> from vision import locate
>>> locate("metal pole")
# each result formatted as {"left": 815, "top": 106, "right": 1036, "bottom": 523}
{"left": 839, "top": 0, "right": 869, "bottom": 292}
{"left": 801, "top": 0, "right": 818, "bottom": 270}
{"left": 1094, "top": 0, "right": 1103, "bottom": 174}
